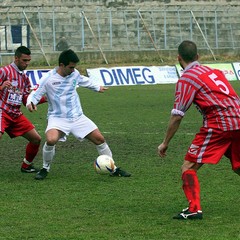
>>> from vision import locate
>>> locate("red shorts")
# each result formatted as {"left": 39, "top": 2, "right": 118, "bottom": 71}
{"left": 0, "top": 109, "right": 35, "bottom": 138}
{"left": 185, "top": 127, "right": 240, "bottom": 170}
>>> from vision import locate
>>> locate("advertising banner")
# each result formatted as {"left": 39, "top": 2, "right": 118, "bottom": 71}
{"left": 232, "top": 62, "right": 240, "bottom": 80}
{"left": 87, "top": 66, "right": 179, "bottom": 86}
{"left": 26, "top": 62, "right": 239, "bottom": 88}
{"left": 176, "top": 63, "right": 237, "bottom": 81}
{"left": 26, "top": 69, "right": 50, "bottom": 88}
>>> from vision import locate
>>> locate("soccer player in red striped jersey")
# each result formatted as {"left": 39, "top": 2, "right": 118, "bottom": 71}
{"left": 0, "top": 46, "right": 46, "bottom": 173}
{"left": 158, "top": 40, "right": 240, "bottom": 220}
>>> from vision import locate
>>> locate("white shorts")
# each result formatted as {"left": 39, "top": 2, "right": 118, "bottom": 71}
{"left": 46, "top": 114, "right": 97, "bottom": 141}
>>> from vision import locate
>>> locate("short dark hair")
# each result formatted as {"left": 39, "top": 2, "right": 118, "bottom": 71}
{"left": 15, "top": 46, "right": 31, "bottom": 57}
{"left": 178, "top": 40, "right": 198, "bottom": 63}
{"left": 58, "top": 49, "right": 79, "bottom": 66}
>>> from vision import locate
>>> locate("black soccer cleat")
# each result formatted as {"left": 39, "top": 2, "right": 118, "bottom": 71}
{"left": 173, "top": 207, "right": 203, "bottom": 220}
{"left": 35, "top": 168, "right": 48, "bottom": 180}
{"left": 21, "top": 165, "right": 39, "bottom": 173}
{"left": 110, "top": 167, "right": 131, "bottom": 177}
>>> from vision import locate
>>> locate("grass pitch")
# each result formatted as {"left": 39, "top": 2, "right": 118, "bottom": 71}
{"left": 1, "top": 83, "right": 240, "bottom": 239}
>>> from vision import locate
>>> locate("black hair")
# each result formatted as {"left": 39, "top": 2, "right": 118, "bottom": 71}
{"left": 178, "top": 40, "right": 198, "bottom": 63}
{"left": 58, "top": 49, "right": 80, "bottom": 66}
{"left": 15, "top": 46, "right": 31, "bottom": 57}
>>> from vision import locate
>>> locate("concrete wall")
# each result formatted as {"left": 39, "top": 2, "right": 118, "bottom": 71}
{"left": 0, "top": 0, "right": 239, "bottom": 8}
{"left": 0, "top": 0, "right": 239, "bottom": 65}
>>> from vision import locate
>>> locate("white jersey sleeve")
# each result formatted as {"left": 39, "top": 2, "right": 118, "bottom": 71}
{"left": 75, "top": 69, "right": 101, "bottom": 91}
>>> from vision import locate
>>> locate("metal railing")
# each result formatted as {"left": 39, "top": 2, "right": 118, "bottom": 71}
{"left": 0, "top": 6, "right": 239, "bottom": 64}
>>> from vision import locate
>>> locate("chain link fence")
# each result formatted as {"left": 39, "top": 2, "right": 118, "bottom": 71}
{"left": 0, "top": 6, "right": 239, "bottom": 64}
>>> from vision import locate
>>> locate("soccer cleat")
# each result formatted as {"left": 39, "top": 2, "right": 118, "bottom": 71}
{"left": 35, "top": 168, "right": 48, "bottom": 180}
{"left": 110, "top": 167, "right": 131, "bottom": 177}
{"left": 173, "top": 207, "right": 203, "bottom": 220}
{"left": 21, "top": 165, "right": 39, "bottom": 173}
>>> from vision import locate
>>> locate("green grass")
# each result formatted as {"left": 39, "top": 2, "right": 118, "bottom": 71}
{"left": 1, "top": 82, "right": 240, "bottom": 239}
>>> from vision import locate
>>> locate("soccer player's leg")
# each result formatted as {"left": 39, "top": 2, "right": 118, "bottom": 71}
{"left": 173, "top": 161, "right": 203, "bottom": 220}
{"left": 87, "top": 129, "right": 113, "bottom": 157}
{"left": 73, "top": 115, "right": 131, "bottom": 177}
{"left": 35, "top": 129, "right": 61, "bottom": 180}
{"left": 174, "top": 128, "right": 231, "bottom": 220}
{"left": 3, "top": 114, "right": 40, "bottom": 173}
{"left": 228, "top": 130, "right": 240, "bottom": 176}
{"left": 21, "top": 141, "right": 41, "bottom": 173}
{"left": 20, "top": 118, "right": 41, "bottom": 173}
{"left": 86, "top": 129, "right": 131, "bottom": 177}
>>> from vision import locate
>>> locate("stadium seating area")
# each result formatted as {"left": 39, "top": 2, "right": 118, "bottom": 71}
{"left": 0, "top": 0, "right": 239, "bottom": 64}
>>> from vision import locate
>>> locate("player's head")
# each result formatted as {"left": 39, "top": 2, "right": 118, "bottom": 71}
{"left": 14, "top": 46, "right": 31, "bottom": 71}
{"left": 58, "top": 49, "right": 80, "bottom": 77}
{"left": 15, "top": 46, "right": 31, "bottom": 57}
{"left": 178, "top": 40, "right": 198, "bottom": 69}
{"left": 58, "top": 49, "right": 79, "bottom": 66}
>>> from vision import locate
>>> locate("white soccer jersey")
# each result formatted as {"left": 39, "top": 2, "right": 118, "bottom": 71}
{"left": 27, "top": 67, "right": 100, "bottom": 119}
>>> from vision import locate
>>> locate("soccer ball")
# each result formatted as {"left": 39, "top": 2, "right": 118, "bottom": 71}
{"left": 94, "top": 155, "right": 115, "bottom": 174}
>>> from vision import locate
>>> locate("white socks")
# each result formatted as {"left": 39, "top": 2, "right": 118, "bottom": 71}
{"left": 42, "top": 142, "right": 113, "bottom": 172}
{"left": 96, "top": 142, "right": 112, "bottom": 158}
{"left": 42, "top": 142, "right": 56, "bottom": 171}
{"left": 96, "top": 142, "right": 116, "bottom": 170}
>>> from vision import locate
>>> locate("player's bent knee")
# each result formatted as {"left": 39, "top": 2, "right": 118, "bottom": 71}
{"left": 93, "top": 137, "right": 105, "bottom": 145}
{"left": 31, "top": 138, "right": 41, "bottom": 145}
{"left": 181, "top": 162, "right": 193, "bottom": 173}
{"left": 181, "top": 160, "right": 202, "bottom": 173}
{"left": 86, "top": 130, "right": 105, "bottom": 145}
{"left": 46, "top": 138, "right": 58, "bottom": 146}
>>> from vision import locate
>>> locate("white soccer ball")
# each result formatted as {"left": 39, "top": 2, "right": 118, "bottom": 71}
{"left": 94, "top": 155, "right": 115, "bottom": 174}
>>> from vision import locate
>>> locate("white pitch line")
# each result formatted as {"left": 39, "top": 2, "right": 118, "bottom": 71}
{"left": 102, "top": 131, "right": 195, "bottom": 135}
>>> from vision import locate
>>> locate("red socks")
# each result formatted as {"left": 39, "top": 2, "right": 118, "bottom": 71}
{"left": 182, "top": 169, "right": 201, "bottom": 212}
{"left": 21, "top": 142, "right": 40, "bottom": 168}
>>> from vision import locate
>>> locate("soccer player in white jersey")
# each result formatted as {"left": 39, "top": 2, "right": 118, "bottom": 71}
{"left": 27, "top": 49, "right": 131, "bottom": 180}
{"left": 158, "top": 40, "right": 240, "bottom": 220}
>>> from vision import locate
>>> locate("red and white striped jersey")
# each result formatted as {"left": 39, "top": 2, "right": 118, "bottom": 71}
{"left": 173, "top": 61, "right": 240, "bottom": 131}
{"left": 0, "top": 63, "right": 31, "bottom": 118}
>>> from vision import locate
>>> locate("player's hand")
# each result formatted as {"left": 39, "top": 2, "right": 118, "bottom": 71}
{"left": 1, "top": 80, "right": 11, "bottom": 90}
{"left": 26, "top": 102, "right": 37, "bottom": 112}
{"left": 99, "top": 86, "right": 109, "bottom": 93}
{"left": 157, "top": 143, "right": 168, "bottom": 158}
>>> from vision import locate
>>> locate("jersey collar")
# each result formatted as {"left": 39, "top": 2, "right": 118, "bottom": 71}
{"left": 183, "top": 61, "right": 200, "bottom": 72}
{"left": 11, "top": 62, "right": 24, "bottom": 74}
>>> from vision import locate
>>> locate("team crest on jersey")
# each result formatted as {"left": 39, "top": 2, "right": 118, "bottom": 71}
{"left": 12, "top": 80, "right": 18, "bottom": 87}
{"left": 188, "top": 144, "right": 199, "bottom": 155}
{"left": 73, "top": 79, "right": 77, "bottom": 87}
